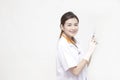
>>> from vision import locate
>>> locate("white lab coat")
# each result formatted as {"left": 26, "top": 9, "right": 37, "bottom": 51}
{"left": 56, "top": 36, "right": 88, "bottom": 80}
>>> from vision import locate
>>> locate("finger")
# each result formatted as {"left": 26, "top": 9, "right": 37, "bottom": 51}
{"left": 91, "top": 36, "right": 96, "bottom": 42}
{"left": 91, "top": 37, "right": 95, "bottom": 42}
{"left": 94, "top": 41, "right": 98, "bottom": 45}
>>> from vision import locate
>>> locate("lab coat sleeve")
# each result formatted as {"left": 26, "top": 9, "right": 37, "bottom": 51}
{"left": 58, "top": 44, "right": 77, "bottom": 71}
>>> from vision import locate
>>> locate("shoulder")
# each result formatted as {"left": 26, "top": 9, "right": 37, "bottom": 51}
{"left": 57, "top": 36, "right": 69, "bottom": 48}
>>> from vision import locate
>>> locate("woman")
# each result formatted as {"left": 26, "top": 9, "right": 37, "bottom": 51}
{"left": 56, "top": 11, "right": 97, "bottom": 80}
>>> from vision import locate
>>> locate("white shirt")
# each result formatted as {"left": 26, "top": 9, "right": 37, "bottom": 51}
{"left": 56, "top": 36, "right": 88, "bottom": 80}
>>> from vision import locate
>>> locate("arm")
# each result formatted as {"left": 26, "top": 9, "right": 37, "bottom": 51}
{"left": 69, "top": 36, "right": 97, "bottom": 76}
{"left": 69, "top": 59, "right": 88, "bottom": 76}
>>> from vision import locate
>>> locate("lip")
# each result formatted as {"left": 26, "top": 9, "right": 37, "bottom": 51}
{"left": 69, "top": 30, "right": 77, "bottom": 33}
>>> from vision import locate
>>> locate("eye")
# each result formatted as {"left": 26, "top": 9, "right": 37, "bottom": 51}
{"left": 67, "top": 23, "right": 72, "bottom": 26}
{"left": 74, "top": 23, "right": 78, "bottom": 26}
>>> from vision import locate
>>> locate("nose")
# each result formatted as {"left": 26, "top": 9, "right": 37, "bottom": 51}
{"left": 72, "top": 26, "right": 77, "bottom": 29}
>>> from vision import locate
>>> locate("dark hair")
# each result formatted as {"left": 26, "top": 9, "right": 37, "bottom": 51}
{"left": 59, "top": 11, "right": 79, "bottom": 38}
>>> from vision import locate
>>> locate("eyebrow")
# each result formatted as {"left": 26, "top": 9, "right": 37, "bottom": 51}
{"left": 66, "top": 22, "right": 78, "bottom": 24}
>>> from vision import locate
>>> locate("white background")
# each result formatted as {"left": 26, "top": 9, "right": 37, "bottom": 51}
{"left": 0, "top": 0, "right": 120, "bottom": 80}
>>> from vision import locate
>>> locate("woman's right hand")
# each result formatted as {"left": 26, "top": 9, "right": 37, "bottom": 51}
{"left": 83, "top": 34, "right": 97, "bottom": 62}
{"left": 89, "top": 34, "right": 97, "bottom": 53}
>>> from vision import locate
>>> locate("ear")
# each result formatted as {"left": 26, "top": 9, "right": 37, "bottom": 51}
{"left": 60, "top": 24, "right": 64, "bottom": 30}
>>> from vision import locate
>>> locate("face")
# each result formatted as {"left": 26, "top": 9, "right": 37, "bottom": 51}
{"left": 61, "top": 18, "right": 79, "bottom": 38}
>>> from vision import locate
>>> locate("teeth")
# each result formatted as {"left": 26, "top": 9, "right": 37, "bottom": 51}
{"left": 70, "top": 31, "right": 76, "bottom": 33}
{"left": 70, "top": 32, "right": 76, "bottom": 34}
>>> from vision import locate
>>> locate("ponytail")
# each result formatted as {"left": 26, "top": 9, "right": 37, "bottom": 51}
{"left": 59, "top": 30, "right": 63, "bottom": 38}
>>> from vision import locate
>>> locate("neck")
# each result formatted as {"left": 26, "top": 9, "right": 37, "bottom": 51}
{"left": 62, "top": 33, "right": 72, "bottom": 39}
{"left": 62, "top": 33, "right": 76, "bottom": 44}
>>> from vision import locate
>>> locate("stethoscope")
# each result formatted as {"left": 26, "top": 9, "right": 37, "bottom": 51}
{"left": 69, "top": 43, "right": 81, "bottom": 55}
